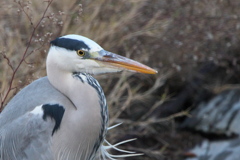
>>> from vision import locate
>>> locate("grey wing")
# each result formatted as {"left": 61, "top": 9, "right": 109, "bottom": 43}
{"left": 0, "top": 77, "right": 71, "bottom": 126}
{"left": 0, "top": 104, "right": 65, "bottom": 160}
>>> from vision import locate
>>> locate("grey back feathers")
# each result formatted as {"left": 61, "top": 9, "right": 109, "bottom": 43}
{"left": 0, "top": 103, "right": 65, "bottom": 160}
{"left": 0, "top": 77, "right": 71, "bottom": 126}
{"left": 0, "top": 77, "right": 71, "bottom": 160}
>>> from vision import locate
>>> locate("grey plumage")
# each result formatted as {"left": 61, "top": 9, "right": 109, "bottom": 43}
{"left": 0, "top": 103, "right": 65, "bottom": 160}
{"left": 0, "top": 77, "right": 69, "bottom": 126}
{"left": 1, "top": 75, "right": 105, "bottom": 160}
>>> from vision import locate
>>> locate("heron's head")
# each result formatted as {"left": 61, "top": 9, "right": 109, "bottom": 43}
{"left": 48, "top": 34, "right": 157, "bottom": 75}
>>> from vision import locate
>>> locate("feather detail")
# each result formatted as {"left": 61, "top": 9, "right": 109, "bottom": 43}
{"left": 99, "top": 124, "right": 143, "bottom": 160}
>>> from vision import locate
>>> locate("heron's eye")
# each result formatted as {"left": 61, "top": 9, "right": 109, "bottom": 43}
{"left": 77, "top": 50, "right": 85, "bottom": 56}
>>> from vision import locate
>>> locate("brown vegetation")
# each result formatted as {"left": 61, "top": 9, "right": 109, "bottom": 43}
{"left": 1, "top": 0, "right": 240, "bottom": 159}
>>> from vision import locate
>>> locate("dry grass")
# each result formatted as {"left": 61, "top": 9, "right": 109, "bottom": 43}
{"left": 1, "top": 0, "right": 240, "bottom": 159}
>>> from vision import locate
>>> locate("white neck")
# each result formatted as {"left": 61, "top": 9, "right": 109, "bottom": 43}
{"left": 46, "top": 51, "right": 105, "bottom": 160}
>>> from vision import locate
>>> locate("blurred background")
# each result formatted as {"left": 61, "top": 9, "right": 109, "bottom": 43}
{"left": 1, "top": 0, "right": 240, "bottom": 159}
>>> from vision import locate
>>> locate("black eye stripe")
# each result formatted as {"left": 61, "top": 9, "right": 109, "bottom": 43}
{"left": 51, "top": 38, "right": 90, "bottom": 51}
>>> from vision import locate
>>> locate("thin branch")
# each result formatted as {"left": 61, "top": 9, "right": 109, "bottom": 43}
{"left": 0, "top": 0, "right": 54, "bottom": 110}
{"left": 25, "top": 38, "right": 48, "bottom": 59}
{"left": 1, "top": 53, "right": 14, "bottom": 72}
{"left": 115, "top": 110, "right": 191, "bottom": 126}
{"left": 18, "top": 1, "right": 33, "bottom": 25}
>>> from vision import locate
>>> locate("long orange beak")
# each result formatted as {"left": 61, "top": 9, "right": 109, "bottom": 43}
{"left": 94, "top": 50, "right": 157, "bottom": 74}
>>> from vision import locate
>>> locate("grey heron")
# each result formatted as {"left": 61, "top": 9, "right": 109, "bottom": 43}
{"left": 0, "top": 34, "right": 157, "bottom": 160}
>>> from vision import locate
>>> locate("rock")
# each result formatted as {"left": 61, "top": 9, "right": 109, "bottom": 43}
{"left": 182, "top": 89, "right": 240, "bottom": 136}
{"left": 186, "top": 138, "right": 240, "bottom": 160}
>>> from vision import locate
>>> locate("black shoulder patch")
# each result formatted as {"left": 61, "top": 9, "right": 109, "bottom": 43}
{"left": 42, "top": 104, "right": 65, "bottom": 135}
{"left": 51, "top": 37, "right": 90, "bottom": 51}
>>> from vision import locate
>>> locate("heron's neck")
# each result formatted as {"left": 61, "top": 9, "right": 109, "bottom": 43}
{"left": 46, "top": 65, "right": 72, "bottom": 97}
{"left": 46, "top": 57, "right": 108, "bottom": 159}
{"left": 46, "top": 61, "right": 97, "bottom": 110}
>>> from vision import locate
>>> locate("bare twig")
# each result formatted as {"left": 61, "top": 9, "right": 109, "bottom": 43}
{"left": 110, "top": 82, "right": 133, "bottom": 125}
{"left": 115, "top": 110, "right": 191, "bottom": 126}
{"left": 1, "top": 53, "right": 14, "bottom": 72}
{"left": 18, "top": 1, "right": 33, "bottom": 25}
{"left": 0, "top": 0, "right": 54, "bottom": 110}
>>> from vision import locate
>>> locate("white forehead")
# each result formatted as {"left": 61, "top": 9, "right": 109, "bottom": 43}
{"left": 61, "top": 34, "right": 103, "bottom": 52}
